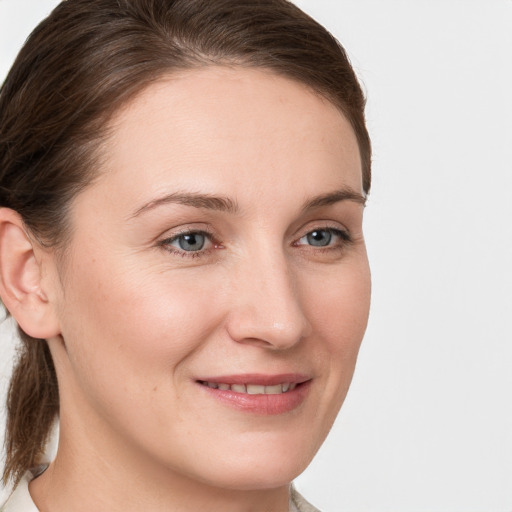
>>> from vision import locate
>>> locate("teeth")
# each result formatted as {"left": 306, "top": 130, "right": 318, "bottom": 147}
{"left": 247, "top": 384, "right": 265, "bottom": 394}
{"left": 265, "top": 384, "right": 283, "bottom": 395}
{"left": 201, "top": 381, "right": 298, "bottom": 395}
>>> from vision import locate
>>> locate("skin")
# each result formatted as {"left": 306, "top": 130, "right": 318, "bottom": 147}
{"left": 22, "top": 67, "right": 371, "bottom": 511}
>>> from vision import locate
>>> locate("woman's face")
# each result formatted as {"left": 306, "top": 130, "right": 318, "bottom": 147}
{"left": 46, "top": 67, "right": 370, "bottom": 490}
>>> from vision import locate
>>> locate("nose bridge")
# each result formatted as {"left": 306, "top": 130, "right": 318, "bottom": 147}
{"left": 227, "top": 245, "right": 311, "bottom": 348}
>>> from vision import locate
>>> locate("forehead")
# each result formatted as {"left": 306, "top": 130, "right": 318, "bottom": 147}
{"left": 91, "top": 66, "right": 363, "bottom": 212}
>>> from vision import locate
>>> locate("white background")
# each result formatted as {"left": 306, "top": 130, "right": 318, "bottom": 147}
{"left": 1, "top": 1, "right": 511, "bottom": 511}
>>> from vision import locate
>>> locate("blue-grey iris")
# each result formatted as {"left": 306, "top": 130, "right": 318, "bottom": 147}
{"left": 307, "top": 230, "right": 332, "bottom": 247}
{"left": 178, "top": 233, "right": 205, "bottom": 251}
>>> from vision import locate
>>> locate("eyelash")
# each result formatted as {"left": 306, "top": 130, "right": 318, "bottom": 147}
{"left": 158, "top": 229, "right": 218, "bottom": 258}
{"left": 158, "top": 226, "right": 352, "bottom": 259}
{"left": 294, "top": 227, "right": 352, "bottom": 250}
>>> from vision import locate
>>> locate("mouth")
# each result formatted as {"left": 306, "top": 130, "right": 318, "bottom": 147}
{"left": 197, "top": 381, "right": 298, "bottom": 395}
{"left": 195, "top": 374, "right": 311, "bottom": 415}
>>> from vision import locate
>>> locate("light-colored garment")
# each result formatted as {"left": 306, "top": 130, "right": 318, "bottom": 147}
{"left": 289, "top": 485, "right": 321, "bottom": 512}
{"left": 0, "top": 471, "right": 320, "bottom": 512}
{"left": 0, "top": 471, "right": 38, "bottom": 512}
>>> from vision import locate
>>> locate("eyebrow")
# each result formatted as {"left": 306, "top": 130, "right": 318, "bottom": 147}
{"left": 130, "top": 187, "right": 366, "bottom": 219}
{"left": 130, "top": 192, "right": 240, "bottom": 218}
{"left": 301, "top": 188, "right": 367, "bottom": 211}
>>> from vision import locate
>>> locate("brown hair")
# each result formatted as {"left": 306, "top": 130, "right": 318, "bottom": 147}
{"left": 0, "top": 0, "right": 371, "bottom": 485}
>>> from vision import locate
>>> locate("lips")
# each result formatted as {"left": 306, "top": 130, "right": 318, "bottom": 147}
{"left": 196, "top": 374, "right": 311, "bottom": 415}
{"left": 198, "top": 381, "right": 297, "bottom": 394}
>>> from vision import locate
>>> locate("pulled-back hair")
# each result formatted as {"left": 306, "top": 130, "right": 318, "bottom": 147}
{"left": 0, "top": 0, "right": 371, "bottom": 485}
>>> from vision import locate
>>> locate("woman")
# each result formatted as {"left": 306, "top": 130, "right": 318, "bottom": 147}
{"left": 0, "top": 0, "right": 371, "bottom": 510}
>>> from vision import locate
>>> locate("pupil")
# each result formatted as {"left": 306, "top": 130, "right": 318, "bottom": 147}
{"left": 179, "top": 233, "right": 205, "bottom": 251}
{"left": 307, "top": 230, "right": 331, "bottom": 247}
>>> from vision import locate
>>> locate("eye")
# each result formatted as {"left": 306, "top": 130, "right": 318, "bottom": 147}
{"left": 159, "top": 230, "right": 215, "bottom": 256}
{"left": 174, "top": 232, "right": 207, "bottom": 251}
{"left": 297, "top": 228, "right": 351, "bottom": 248}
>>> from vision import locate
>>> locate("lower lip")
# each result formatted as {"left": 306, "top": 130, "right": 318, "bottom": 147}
{"left": 197, "top": 381, "right": 311, "bottom": 415}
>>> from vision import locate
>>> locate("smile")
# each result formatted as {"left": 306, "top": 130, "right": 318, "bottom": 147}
{"left": 198, "top": 381, "right": 297, "bottom": 394}
{"left": 196, "top": 375, "right": 311, "bottom": 415}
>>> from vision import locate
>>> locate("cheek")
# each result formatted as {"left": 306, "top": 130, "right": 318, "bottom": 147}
{"left": 302, "top": 259, "right": 370, "bottom": 404}
{"left": 304, "top": 259, "right": 371, "bottom": 352}
{"left": 56, "top": 254, "right": 225, "bottom": 399}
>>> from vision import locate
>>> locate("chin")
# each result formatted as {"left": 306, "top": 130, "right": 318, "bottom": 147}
{"left": 196, "top": 460, "right": 309, "bottom": 492}
{"left": 177, "top": 429, "right": 322, "bottom": 492}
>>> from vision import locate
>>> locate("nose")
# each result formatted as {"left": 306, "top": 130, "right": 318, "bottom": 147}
{"left": 225, "top": 249, "right": 312, "bottom": 350}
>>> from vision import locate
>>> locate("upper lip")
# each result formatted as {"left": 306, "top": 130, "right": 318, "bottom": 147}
{"left": 195, "top": 373, "right": 310, "bottom": 386}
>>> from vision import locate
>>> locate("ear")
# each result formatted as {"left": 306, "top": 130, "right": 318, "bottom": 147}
{"left": 0, "top": 208, "right": 61, "bottom": 339}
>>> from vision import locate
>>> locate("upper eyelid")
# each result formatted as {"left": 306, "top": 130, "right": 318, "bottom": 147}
{"left": 157, "top": 229, "right": 214, "bottom": 251}
{"left": 295, "top": 227, "right": 351, "bottom": 245}
{"left": 158, "top": 230, "right": 217, "bottom": 258}
{"left": 159, "top": 225, "right": 215, "bottom": 242}
{"left": 294, "top": 221, "right": 351, "bottom": 240}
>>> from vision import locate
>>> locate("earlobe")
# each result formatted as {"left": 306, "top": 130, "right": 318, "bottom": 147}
{"left": 0, "top": 208, "right": 60, "bottom": 339}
